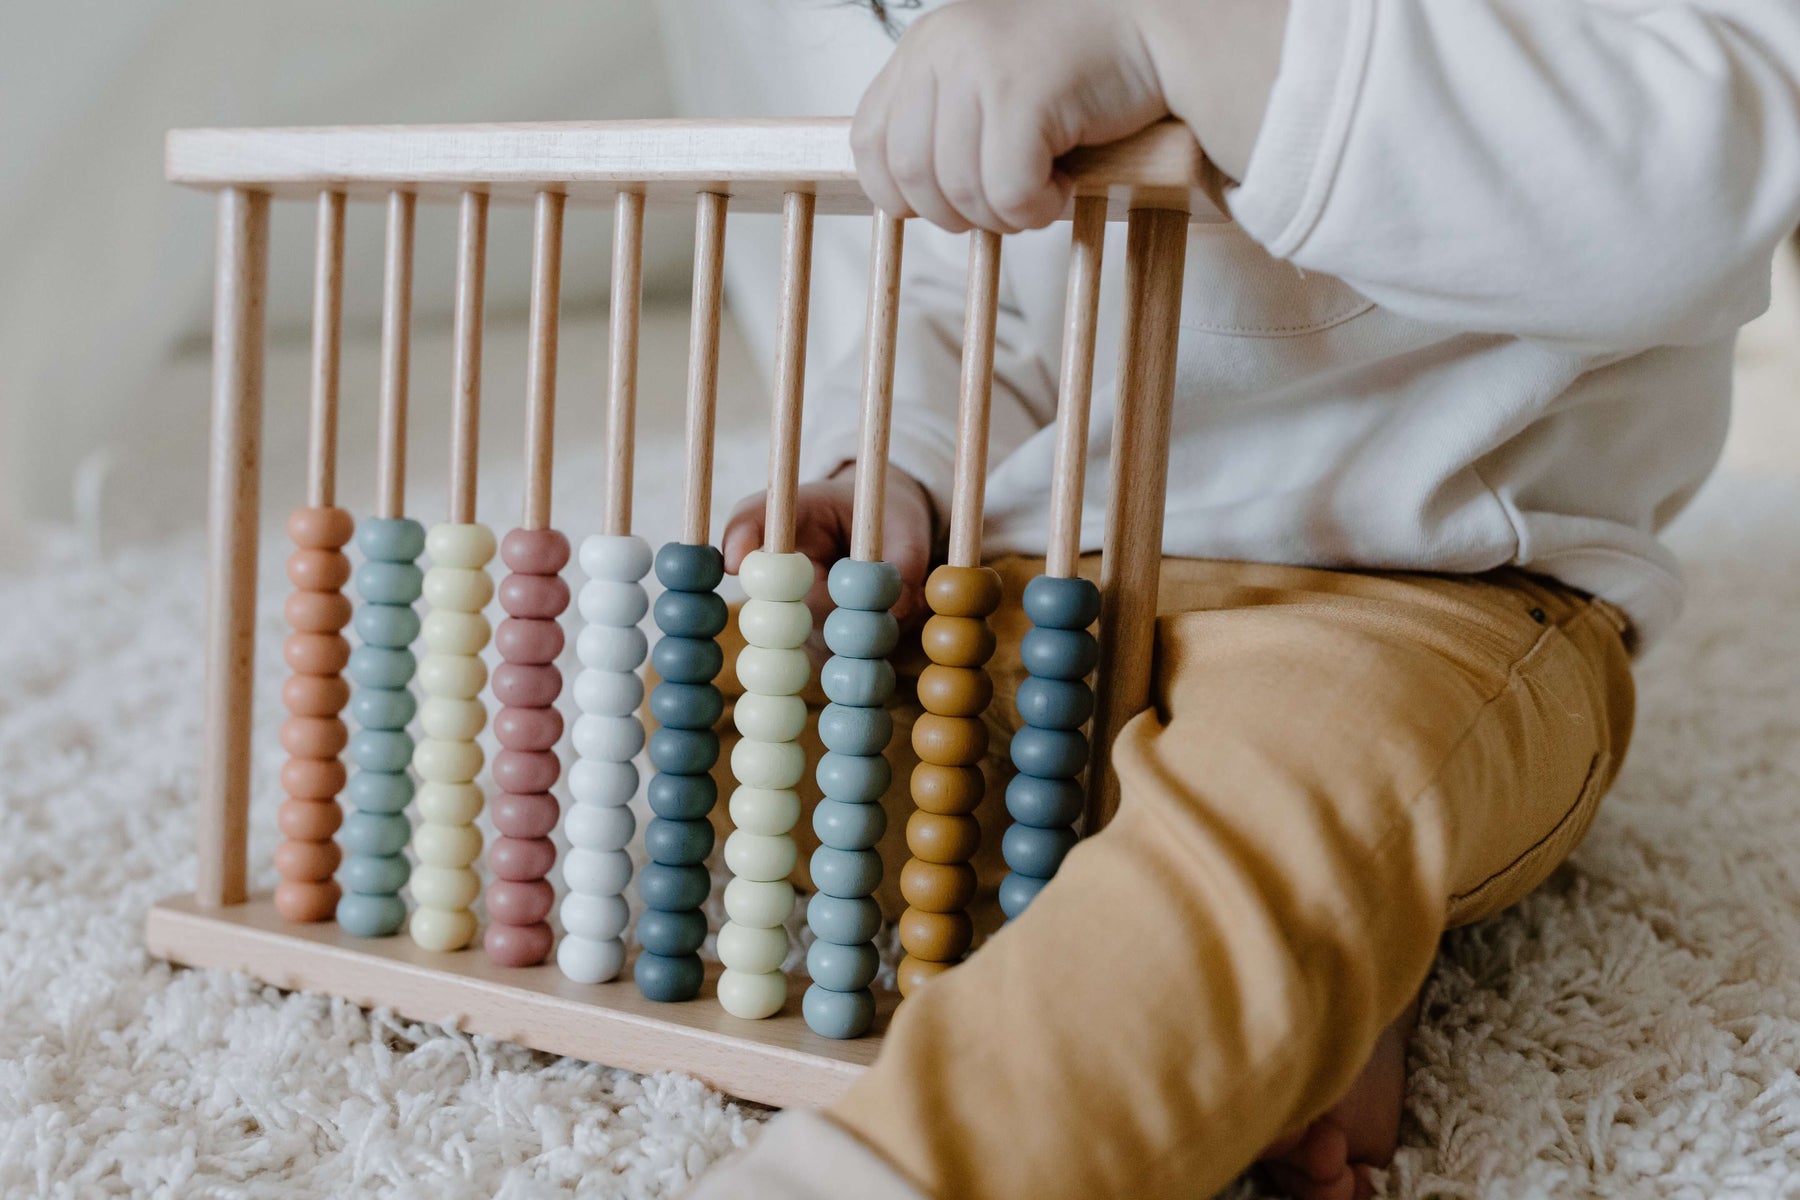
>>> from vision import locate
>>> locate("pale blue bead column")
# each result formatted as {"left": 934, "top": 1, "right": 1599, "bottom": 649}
{"left": 1000, "top": 574, "right": 1101, "bottom": 919}
{"left": 338, "top": 516, "right": 426, "bottom": 936}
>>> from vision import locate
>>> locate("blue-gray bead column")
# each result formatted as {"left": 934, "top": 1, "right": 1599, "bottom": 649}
{"left": 1001, "top": 574, "right": 1101, "bottom": 919}
{"left": 803, "top": 558, "right": 902, "bottom": 1038}
{"left": 637, "top": 542, "right": 727, "bottom": 1002}
{"left": 338, "top": 516, "right": 426, "bottom": 937}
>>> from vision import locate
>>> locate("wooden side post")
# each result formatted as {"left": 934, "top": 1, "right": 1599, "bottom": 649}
{"left": 1086, "top": 204, "right": 1188, "bottom": 832}
{"left": 197, "top": 186, "right": 271, "bottom": 908}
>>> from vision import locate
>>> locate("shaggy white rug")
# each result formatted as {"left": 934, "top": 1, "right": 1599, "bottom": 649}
{"left": 3, "top": 278, "right": 1798, "bottom": 1196}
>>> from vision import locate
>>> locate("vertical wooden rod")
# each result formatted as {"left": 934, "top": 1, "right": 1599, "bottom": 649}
{"left": 1086, "top": 205, "right": 1189, "bottom": 832}
{"left": 1046, "top": 196, "right": 1107, "bottom": 579}
{"left": 763, "top": 189, "right": 815, "bottom": 556}
{"left": 449, "top": 190, "right": 489, "bottom": 525}
{"left": 377, "top": 190, "right": 415, "bottom": 520}
{"left": 197, "top": 187, "right": 270, "bottom": 909}
{"left": 947, "top": 229, "right": 1002, "bottom": 569}
{"left": 604, "top": 190, "right": 645, "bottom": 537}
{"left": 851, "top": 211, "right": 905, "bottom": 564}
{"left": 681, "top": 191, "right": 728, "bottom": 546}
{"left": 306, "top": 191, "right": 346, "bottom": 509}
{"left": 522, "top": 190, "right": 565, "bottom": 531}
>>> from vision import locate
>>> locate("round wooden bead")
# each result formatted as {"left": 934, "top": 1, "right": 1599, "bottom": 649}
{"left": 561, "top": 893, "right": 630, "bottom": 942}
{"left": 342, "top": 811, "right": 412, "bottom": 857}
{"left": 558, "top": 937, "right": 625, "bottom": 986}
{"left": 649, "top": 727, "right": 719, "bottom": 775}
{"left": 638, "top": 908, "right": 707, "bottom": 957}
{"left": 358, "top": 516, "right": 426, "bottom": 562}
{"left": 565, "top": 848, "right": 633, "bottom": 896}
{"left": 807, "top": 892, "right": 882, "bottom": 945}
{"left": 569, "top": 759, "right": 640, "bottom": 807}
{"left": 275, "top": 880, "right": 340, "bottom": 924}
{"left": 812, "top": 798, "right": 887, "bottom": 850}
{"left": 717, "top": 968, "right": 787, "bottom": 1019}
{"left": 347, "top": 729, "right": 412, "bottom": 773}
{"left": 416, "top": 781, "right": 483, "bottom": 826}
{"left": 286, "top": 590, "right": 353, "bottom": 634}
{"left": 274, "top": 839, "right": 341, "bottom": 882}
{"left": 487, "top": 877, "right": 556, "bottom": 925}
{"left": 488, "top": 835, "right": 555, "bottom": 881}
{"left": 827, "top": 558, "right": 902, "bottom": 613}
{"left": 574, "top": 713, "right": 646, "bottom": 762}
{"left": 288, "top": 548, "right": 352, "bottom": 592}
{"left": 912, "top": 714, "right": 989, "bottom": 766}
{"left": 654, "top": 589, "right": 729, "bottom": 639}
{"left": 340, "top": 852, "right": 410, "bottom": 896}
{"left": 819, "top": 704, "right": 892, "bottom": 756}
{"left": 349, "top": 687, "right": 415, "bottom": 731}
{"left": 649, "top": 681, "right": 724, "bottom": 731}
{"left": 648, "top": 633, "right": 723, "bottom": 684}
{"left": 739, "top": 550, "right": 813, "bottom": 603}
{"left": 1015, "top": 676, "right": 1095, "bottom": 730}
{"left": 1020, "top": 626, "right": 1100, "bottom": 681}
{"left": 820, "top": 657, "right": 897, "bottom": 708}
{"left": 1022, "top": 574, "right": 1102, "bottom": 629}
{"left": 1006, "top": 774, "right": 1086, "bottom": 828}
{"left": 723, "top": 831, "right": 798, "bottom": 882}
{"left": 637, "top": 953, "right": 705, "bottom": 1003}
{"left": 718, "top": 922, "right": 788, "bottom": 974}
{"left": 644, "top": 816, "right": 714, "bottom": 865}
{"left": 422, "top": 609, "right": 487, "bottom": 655}
{"left": 280, "top": 757, "right": 346, "bottom": 800}
{"left": 494, "top": 791, "right": 562, "bottom": 839}
{"left": 284, "top": 674, "right": 351, "bottom": 718}
{"left": 354, "top": 561, "right": 424, "bottom": 605}
{"left": 346, "top": 771, "right": 414, "bottom": 815}
{"left": 285, "top": 632, "right": 350, "bottom": 676}
{"left": 578, "top": 624, "right": 650, "bottom": 673}
{"left": 280, "top": 715, "right": 347, "bottom": 758}
{"left": 900, "top": 858, "right": 977, "bottom": 913}
{"left": 349, "top": 646, "right": 417, "bottom": 691}
{"left": 423, "top": 567, "right": 494, "bottom": 613}
{"left": 499, "top": 573, "right": 571, "bottom": 620}
{"left": 414, "top": 738, "right": 483, "bottom": 784}
{"left": 410, "top": 864, "right": 481, "bottom": 911}
{"left": 925, "top": 565, "right": 1002, "bottom": 617}
{"left": 579, "top": 579, "right": 649, "bottom": 626}
{"left": 574, "top": 669, "right": 642, "bottom": 717}
{"left": 1003, "top": 823, "right": 1079, "bottom": 879}
{"left": 803, "top": 985, "right": 874, "bottom": 1040}
{"left": 736, "top": 646, "right": 809, "bottom": 696}
{"left": 485, "top": 920, "right": 554, "bottom": 968}
{"left": 289, "top": 505, "right": 355, "bottom": 550}
{"left": 816, "top": 752, "right": 891, "bottom": 804}
{"left": 899, "top": 908, "right": 973, "bottom": 961}
{"left": 646, "top": 771, "right": 714, "bottom": 819}
{"left": 810, "top": 847, "right": 882, "bottom": 898}
{"left": 337, "top": 892, "right": 407, "bottom": 938}
{"left": 730, "top": 739, "right": 806, "bottom": 790}
{"left": 579, "top": 533, "right": 652, "bottom": 583}
{"left": 410, "top": 907, "right": 477, "bottom": 953}
{"left": 1010, "top": 726, "right": 1091, "bottom": 780}
{"left": 413, "top": 821, "right": 483, "bottom": 868}
{"left": 998, "top": 872, "right": 1048, "bottom": 919}
{"left": 495, "top": 705, "right": 563, "bottom": 752}
{"left": 907, "top": 811, "right": 981, "bottom": 864}
{"left": 277, "top": 798, "right": 342, "bottom": 841}
{"left": 418, "top": 654, "right": 486, "bottom": 700}
{"left": 915, "top": 665, "right": 992, "bottom": 717}
{"left": 739, "top": 599, "right": 811, "bottom": 650}
{"left": 727, "top": 787, "right": 800, "bottom": 836}
{"left": 426, "top": 522, "right": 497, "bottom": 569}
{"left": 654, "top": 542, "right": 724, "bottom": 592}
{"left": 921, "top": 615, "right": 995, "bottom": 668}
{"left": 495, "top": 617, "right": 564, "bottom": 665}
{"left": 822, "top": 607, "right": 899, "bottom": 659}
{"left": 565, "top": 801, "right": 632, "bottom": 851}
{"left": 353, "top": 603, "right": 421, "bottom": 649}
{"left": 807, "top": 938, "right": 878, "bottom": 993}
{"left": 733, "top": 693, "right": 807, "bottom": 743}
{"left": 493, "top": 749, "right": 559, "bottom": 794}
{"left": 724, "top": 877, "right": 795, "bottom": 928}
{"left": 636, "top": 861, "right": 709, "bottom": 910}
{"left": 495, "top": 663, "right": 563, "bottom": 709}
{"left": 501, "top": 527, "right": 571, "bottom": 574}
{"left": 419, "top": 696, "right": 485, "bottom": 741}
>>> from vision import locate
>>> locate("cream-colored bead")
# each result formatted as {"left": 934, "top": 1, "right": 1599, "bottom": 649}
{"left": 733, "top": 693, "right": 808, "bottom": 743}
{"left": 724, "top": 830, "right": 798, "bottom": 882}
{"left": 414, "top": 737, "right": 484, "bottom": 784}
{"left": 717, "top": 968, "right": 787, "bottom": 1020}
{"left": 422, "top": 609, "right": 491, "bottom": 655}
{"left": 416, "top": 781, "right": 484, "bottom": 826}
{"left": 409, "top": 905, "right": 478, "bottom": 952}
{"left": 717, "top": 920, "right": 789, "bottom": 973}
{"left": 727, "top": 787, "right": 800, "bottom": 837}
{"left": 418, "top": 654, "right": 487, "bottom": 700}
{"left": 736, "top": 646, "right": 810, "bottom": 697}
{"left": 412, "top": 821, "right": 483, "bottom": 869}
{"left": 419, "top": 696, "right": 486, "bottom": 741}
{"left": 730, "top": 739, "right": 806, "bottom": 790}
{"left": 410, "top": 864, "right": 480, "bottom": 911}
{"left": 738, "top": 550, "right": 814, "bottom": 603}
{"left": 739, "top": 598, "right": 811, "bottom": 650}
{"left": 426, "top": 522, "right": 497, "bottom": 569}
{"left": 723, "top": 877, "right": 795, "bottom": 928}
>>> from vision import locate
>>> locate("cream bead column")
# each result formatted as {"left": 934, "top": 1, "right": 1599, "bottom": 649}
{"left": 560, "top": 190, "right": 649, "bottom": 985}
{"left": 409, "top": 191, "right": 495, "bottom": 954}
{"left": 717, "top": 190, "right": 816, "bottom": 1021}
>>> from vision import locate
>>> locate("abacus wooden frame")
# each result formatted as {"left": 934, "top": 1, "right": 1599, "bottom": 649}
{"left": 145, "top": 116, "right": 1201, "bottom": 1109}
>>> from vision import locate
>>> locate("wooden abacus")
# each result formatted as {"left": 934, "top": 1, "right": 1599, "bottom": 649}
{"left": 146, "top": 118, "right": 1201, "bottom": 1108}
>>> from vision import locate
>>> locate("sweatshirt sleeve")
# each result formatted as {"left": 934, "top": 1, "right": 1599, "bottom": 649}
{"left": 1228, "top": 0, "right": 1800, "bottom": 353}
{"left": 799, "top": 221, "right": 1056, "bottom": 529}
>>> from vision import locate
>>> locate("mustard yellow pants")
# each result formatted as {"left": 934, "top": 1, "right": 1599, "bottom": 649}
{"left": 687, "top": 557, "right": 1636, "bottom": 1200}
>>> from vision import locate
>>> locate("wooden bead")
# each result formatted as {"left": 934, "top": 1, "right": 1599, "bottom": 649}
{"left": 812, "top": 798, "right": 887, "bottom": 850}
{"left": 915, "top": 664, "right": 992, "bottom": 717}
{"left": 807, "top": 893, "right": 882, "bottom": 945}
{"left": 816, "top": 752, "right": 891, "bottom": 804}
{"left": 274, "top": 880, "right": 341, "bottom": 924}
{"left": 724, "top": 830, "right": 798, "bottom": 882}
{"left": 810, "top": 847, "right": 883, "bottom": 898}
{"left": 418, "top": 653, "right": 486, "bottom": 699}
{"left": 1020, "top": 626, "right": 1100, "bottom": 681}
{"left": 1005, "top": 773, "right": 1086, "bottom": 828}
{"left": 740, "top": 599, "right": 811, "bottom": 650}
{"left": 340, "top": 811, "right": 411, "bottom": 857}
{"left": 564, "top": 848, "right": 633, "bottom": 896}
{"left": 280, "top": 758, "right": 346, "bottom": 800}
{"left": 285, "top": 632, "right": 350, "bottom": 676}
{"left": 727, "top": 786, "right": 801, "bottom": 837}
{"left": 925, "top": 565, "right": 1002, "bottom": 617}
{"left": 288, "top": 505, "right": 355, "bottom": 550}
{"left": 572, "top": 714, "right": 646, "bottom": 763}
{"left": 409, "top": 907, "right": 478, "bottom": 953}
{"left": 426, "top": 522, "right": 497, "bottom": 568}
{"left": 564, "top": 801, "right": 633, "bottom": 851}
{"left": 820, "top": 657, "right": 897, "bottom": 708}
{"left": 921, "top": 615, "right": 996, "bottom": 668}
{"left": 423, "top": 567, "right": 494, "bottom": 613}
{"left": 1015, "top": 675, "right": 1095, "bottom": 730}
{"left": 280, "top": 715, "right": 346, "bottom": 758}
{"left": 494, "top": 705, "right": 563, "bottom": 752}
{"left": 343, "top": 725, "right": 408, "bottom": 772}
{"left": 912, "top": 713, "right": 990, "bottom": 766}
{"left": 898, "top": 908, "right": 973, "bottom": 960}
{"left": 1010, "top": 726, "right": 1090, "bottom": 780}
{"left": 561, "top": 893, "right": 630, "bottom": 942}
{"left": 827, "top": 558, "right": 902, "bottom": 613}
{"left": 807, "top": 938, "right": 879, "bottom": 992}
{"left": 414, "top": 737, "right": 484, "bottom": 784}
{"left": 654, "top": 542, "right": 724, "bottom": 592}
{"left": 282, "top": 674, "right": 350, "bottom": 718}
{"left": 560, "top": 938, "right": 626, "bottom": 986}
{"left": 1021, "top": 574, "right": 1102, "bottom": 630}
{"left": 644, "top": 815, "right": 715, "bottom": 865}
{"left": 635, "top": 861, "right": 708, "bottom": 910}
{"left": 495, "top": 617, "right": 564, "bottom": 665}
{"left": 337, "top": 892, "right": 407, "bottom": 938}
{"left": 277, "top": 798, "right": 342, "bottom": 841}
{"left": 739, "top": 550, "right": 814, "bottom": 603}
{"left": 578, "top": 579, "right": 649, "bottom": 626}
{"left": 287, "top": 548, "right": 351, "bottom": 592}
{"left": 495, "top": 791, "right": 563, "bottom": 840}
{"left": 499, "top": 573, "right": 571, "bottom": 620}
{"left": 638, "top": 908, "right": 708, "bottom": 957}
{"left": 906, "top": 811, "right": 981, "bottom": 864}
{"left": 803, "top": 985, "right": 875, "bottom": 1040}
{"left": 732, "top": 693, "right": 807, "bottom": 743}
{"left": 823, "top": 607, "right": 898, "bottom": 659}
{"left": 501, "top": 527, "right": 571, "bottom": 574}
{"left": 494, "top": 662, "right": 563, "bottom": 709}
{"left": 349, "top": 688, "right": 415, "bottom": 732}
{"left": 736, "top": 645, "right": 809, "bottom": 696}
{"left": 900, "top": 858, "right": 978, "bottom": 913}
{"left": 818, "top": 704, "right": 892, "bottom": 756}
{"left": 1002, "top": 823, "right": 1079, "bottom": 879}
{"left": 717, "top": 968, "right": 787, "bottom": 1020}
{"left": 654, "top": 589, "right": 729, "bottom": 639}
{"left": 648, "top": 681, "right": 724, "bottom": 731}
{"left": 346, "top": 772, "right": 414, "bottom": 816}
{"left": 357, "top": 516, "right": 426, "bottom": 562}
{"left": 409, "top": 864, "right": 481, "bottom": 911}
{"left": 274, "top": 838, "right": 341, "bottom": 882}
{"left": 486, "top": 878, "right": 556, "bottom": 925}
{"left": 724, "top": 878, "right": 796, "bottom": 928}
{"left": 635, "top": 948, "right": 701, "bottom": 999}
{"left": 648, "top": 634, "right": 720, "bottom": 683}
{"left": 896, "top": 955, "right": 952, "bottom": 998}
{"left": 579, "top": 624, "right": 651, "bottom": 673}
{"left": 718, "top": 922, "right": 789, "bottom": 974}
{"left": 353, "top": 603, "right": 421, "bottom": 649}
{"left": 568, "top": 759, "right": 639, "bottom": 807}
{"left": 579, "top": 532, "right": 653, "bottom": 582}
{"left": 285, "top": 590, "right": 352, "bottom": 634}
{"left": 348, "top": 646, "right": 416, "bottom": 691}
{"left": 910, "top": 763, "right": 985, "bottom": 814}
{"left": 484, "top": 921, "right": 554, "bottom": 968}
{"left": 729, "top": 738, "right": 806, "bottom": 790}
{"left": 493, "top": 749, "right": 558, "bottom": 794}
{"left": 488, "top": 835, "right": 555, "bottom": 881}
{"left": 416, "top": 782, "right": 484, "bottom": 826}
{"left": 998, "top": 873, "right": 1048, "bottom": 919}
{"left": 419, "top": 696, "right": 486, "bottom": 741}
{"left": 354, "top": 561, "right": 424, "bottom": 605}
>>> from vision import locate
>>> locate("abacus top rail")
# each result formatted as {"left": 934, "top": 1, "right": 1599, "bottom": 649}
{"left": 166, "top": 118, "right": 1216, "bottom": 216}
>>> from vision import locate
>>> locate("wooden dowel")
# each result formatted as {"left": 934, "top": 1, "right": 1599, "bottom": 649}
{"left": 449, "top": 190, "right": 489, "bottom": 525}
{"left": 1046, "top": 196, "right": 1107, "bottom": 578}
{"left": 197, "top": 187, "right": 270, "bottom": 909}
{"left": 850, "top": 211, "right": 904, "bottom": 564}
{"left": 306, "top": 191, "right": 345, "bottom": 509}
{"left": 681, "top": 191, "right": 728, "bottom": 546}
{"left": 377, "top": 190, "right": 415, "bottom": 520}
{"left": 763, "top": 190, "right": 815, "bottom": 556}
{"left": 604, "top": 190, "right": 645, "bottom": 537}
{"left": 947, "top": 230, "right": 1002, "bottom": 569}
{"left": 1086, "top": 205, "right": 1189, "bottom": 832}
{"left": 522, "top": 190, "right": 565, "bottom": 531}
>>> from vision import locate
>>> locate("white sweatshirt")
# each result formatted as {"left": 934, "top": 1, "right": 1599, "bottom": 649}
{"left": 657, "top": 0, "right": 1800, "bottom": 648}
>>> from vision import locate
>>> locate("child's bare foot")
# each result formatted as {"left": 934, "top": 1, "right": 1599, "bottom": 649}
{"left": 1255, "top": 991, "right": 1423, "bottom": 1200}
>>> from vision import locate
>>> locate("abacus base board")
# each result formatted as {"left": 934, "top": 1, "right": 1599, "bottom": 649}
{"left": 145, "top": 892, "right": 889, "bottom": 1109}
